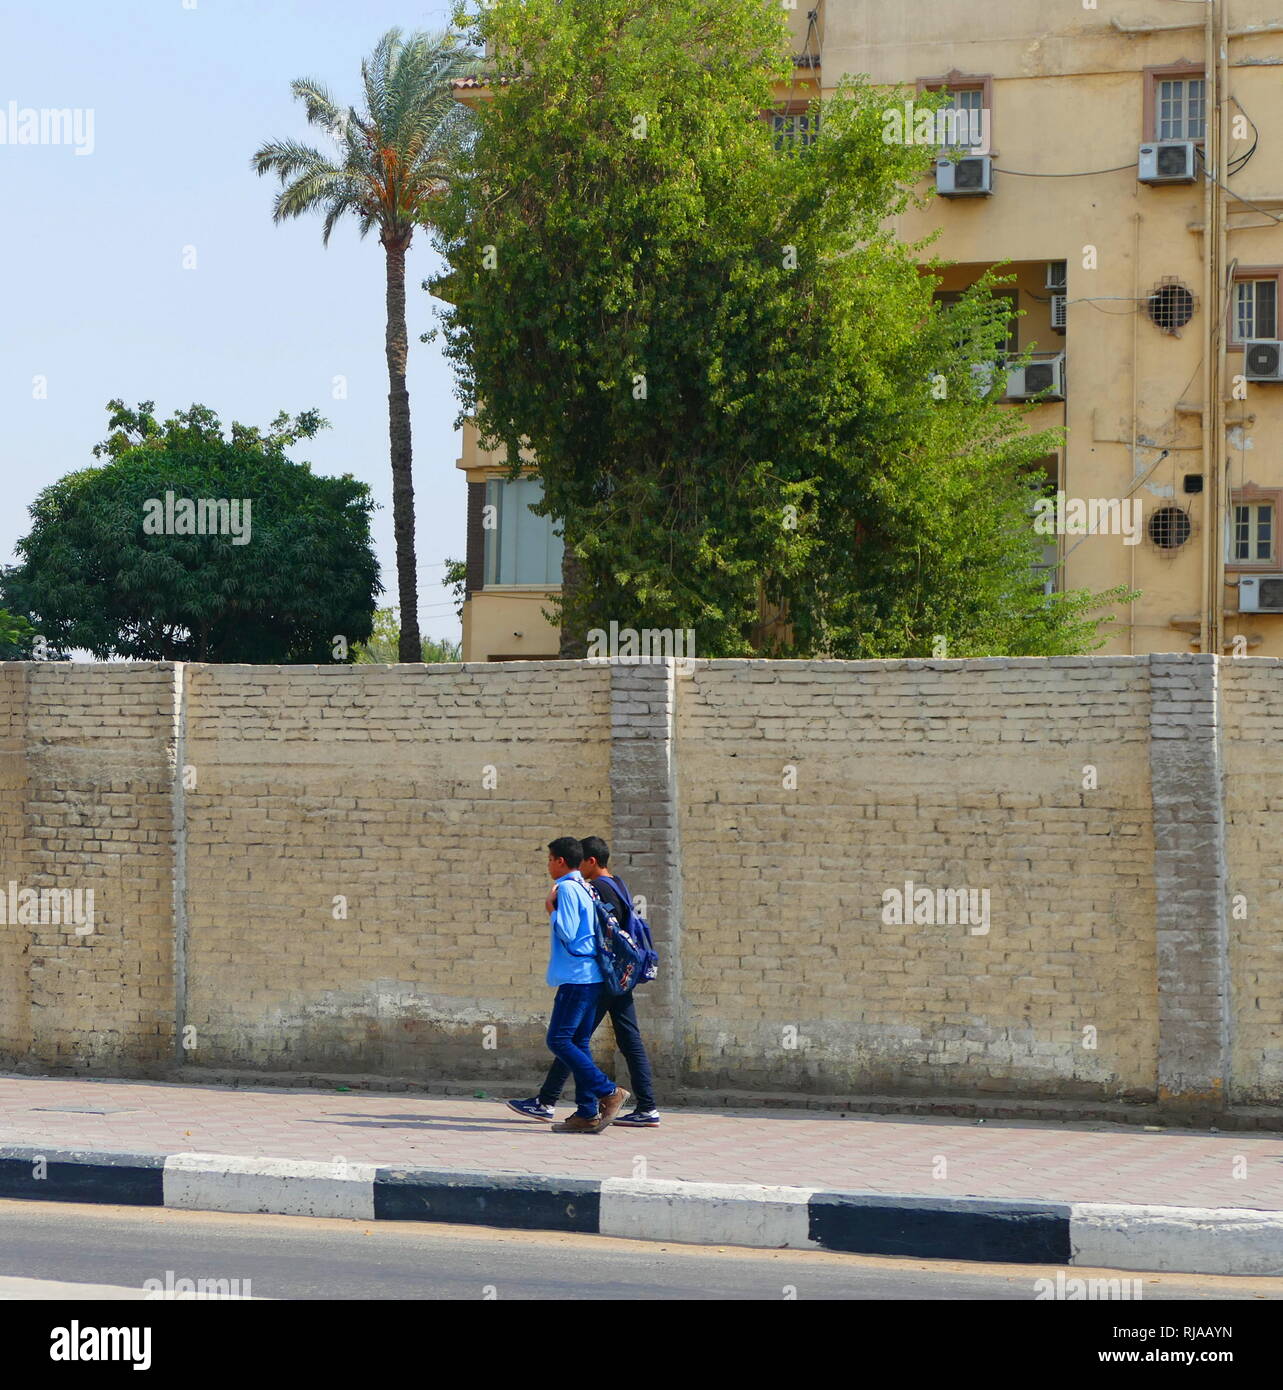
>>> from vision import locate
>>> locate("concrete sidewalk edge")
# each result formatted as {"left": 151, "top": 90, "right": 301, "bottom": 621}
{"left": 1, "top": 1144, "right": 1280, "bottom": 1276}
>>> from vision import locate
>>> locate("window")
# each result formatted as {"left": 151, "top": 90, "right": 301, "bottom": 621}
{"left": 1036, "top": 541, "right": 1060, "bottom": 596}
{"left": 1149, "top": 506, "right": 1193, "bottom": 550}
{"left": 772, "top": 109, "right": 817, "bottom": 153}
{"left": 1029, "top": 459, "right": 1060, "bottom": 595}
{"left": 1233, "top": 502, "right": 1275, "bottom": 564}
{"left": 1228, "top": 488, "right": 1283, "bottom": 570}
{"left": 918, "top": 71, "right": 994, "bottom": 150}
{"left": 1148, "top": 280, "right": 1196, "bottom": 333}
{"left": 1157, "top": 77, "right": 1205, "bottom": 140}
{"left": 1233, "top": 276, "right": 1279, "bottom": 343}
{"left": 483, "top": 476, "right": 564, "bottom": 586}
{"left": 1234, "top": 503, "right": 1273, "bottom": 563}
{"left": 941, "top": 87, "right": 986, "bottom": 148}
{"left": 934, "top": 288, "right": 1019, "bottom": 355}
{"left": 1145, "top": 66, "right": 1206, "bottom": 142}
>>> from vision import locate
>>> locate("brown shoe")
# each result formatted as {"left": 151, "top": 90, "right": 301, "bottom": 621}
{"left": 592, "top": 1087, "right": 630, "bottom": 1133}
{"left": 552, "top": 1113, "right": 600, "bottom": 1134}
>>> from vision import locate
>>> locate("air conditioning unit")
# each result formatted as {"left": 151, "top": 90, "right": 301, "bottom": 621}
{"left": 1238, "top": 575, "right": 1283, "bottom": 613}
{"left": 936, "top": 154, "right": 993, "bottom": 198}
{"left": 1045, "top": 261, "right": 1068, "bottom": 292}
{"left": 1051, "top": 295, "right": 1068, "bottom": 332}
{"left": 1139, "top": 140, "right": 1198, "bottom": 185}
{"left": 1243, "top": 340, "right": 1283, "bottom": 382}
{"left": 1007, "top": 354, "right": 1066, "bottom": 401}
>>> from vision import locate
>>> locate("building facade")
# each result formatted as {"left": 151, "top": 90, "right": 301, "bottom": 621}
{"left": 457, "top": 0, "right": 1283, "bottom": 659}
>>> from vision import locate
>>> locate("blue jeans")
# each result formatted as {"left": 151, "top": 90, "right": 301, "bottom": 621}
{"left": 545, "top": 983, "right": 618, "bottom": 1118}
{"left": 539, "top": 988, "right": 656, "bottom": 1113}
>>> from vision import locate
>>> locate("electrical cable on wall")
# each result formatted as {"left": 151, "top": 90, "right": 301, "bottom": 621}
{"left": 1228, "top": 96, "right": 1258, "bottom": 175}
{"left": 1056, "top": 448, "right": 1174, "bottom": 568}
{"left": 994, "top": 163, "right": 1138, "bottom": 178}
{"left": 777, "top": 2, "right": 824, "bottom": 120}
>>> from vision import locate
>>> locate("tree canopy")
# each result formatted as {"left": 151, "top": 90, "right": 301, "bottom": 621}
{"left": 2, "top": 401, "right": 379, "bottom": 662}
{"left": 0, "top": 609, "right": 37, "bottom": 660}
{"left": 433, "top": 0, "right": 1120, "bottom": 657}
{"left": 353, "top": 606, "right": 462, "bottom": 663}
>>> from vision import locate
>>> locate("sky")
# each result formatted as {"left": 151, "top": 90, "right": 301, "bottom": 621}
{"left": 0, "top": 0, "right": 469, "bottom": 646}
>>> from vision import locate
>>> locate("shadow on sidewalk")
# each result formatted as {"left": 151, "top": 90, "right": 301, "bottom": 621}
{"left": 301, "top": 1113, "right": 538, "bottom": 1133}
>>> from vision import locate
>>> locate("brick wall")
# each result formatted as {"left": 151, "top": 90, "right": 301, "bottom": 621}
{"left": 0, "top": 665, "right": 29, "bottom": 1061}
{"left": 0, "top": 664, "right": 176, "bottom": 1070}
{"left": 1220, "top": 661, "right": 1283, "bottom": 1105}
{"left": 181, "top": 662, "right": 611, "bottom": 1079}
{"left": 675, "top": 658, "right": 1159, "bottom": 1100}
{"left": 0, "top": 655, "right": 1276, "bottom": 1116}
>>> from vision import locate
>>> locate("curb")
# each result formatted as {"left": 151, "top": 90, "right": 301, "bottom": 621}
{"left": 2, "top": 1145, "right": 1280, "bottom": 1276}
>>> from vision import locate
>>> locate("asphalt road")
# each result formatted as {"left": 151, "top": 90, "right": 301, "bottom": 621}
{"left": 0, "top": 1200, "right": 1278, "bottom": 1301}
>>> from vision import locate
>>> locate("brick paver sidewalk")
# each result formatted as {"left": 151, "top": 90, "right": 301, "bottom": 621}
{"left": 2, "top": 1074, "right": 1280, "bottom": 1210}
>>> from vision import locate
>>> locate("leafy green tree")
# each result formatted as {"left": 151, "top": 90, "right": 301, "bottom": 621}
{"left": 353, "top": 605, "right": 461, "bottom": 662}
{"left": 253, "top": 28, "right": 478, "bottom": 662}
{"left": 423, "top": 634, "right": 463, "bottom": 662}
{"left": 442, "top": 557, "right": 467, "bottom": 619}
{"left": 0, "top": 609, "right": 37, "bottom": 660}
{"left": 434, "top": 0, "right": 1120, "bottom": 657}
{"left": 1, "top": 401, "right": 378, "bottom": 662}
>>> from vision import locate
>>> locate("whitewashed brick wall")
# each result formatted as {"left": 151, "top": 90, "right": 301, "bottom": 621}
{"left": 0, "top": 655, "right": 1274, "bottom": 1117}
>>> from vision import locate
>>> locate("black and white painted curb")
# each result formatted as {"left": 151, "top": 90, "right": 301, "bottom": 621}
{"left": 2, "top": 1145, "right": 1280, "bottom": 1277}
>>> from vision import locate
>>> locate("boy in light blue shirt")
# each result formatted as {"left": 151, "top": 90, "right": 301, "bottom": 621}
{"left": 541, "top": 836, "right": 629, "bottom": 1134}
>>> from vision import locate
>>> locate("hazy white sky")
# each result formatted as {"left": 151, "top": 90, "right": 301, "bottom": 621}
{"left": 0, "top": 0, "right": 469, "bottom": 645}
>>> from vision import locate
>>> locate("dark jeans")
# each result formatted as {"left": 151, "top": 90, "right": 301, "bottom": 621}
{"left": 539, "top": 988, "right": 656, "bottom": 1113}
{"left": 545, "top": 983, "right": 619, "bottom": 1118}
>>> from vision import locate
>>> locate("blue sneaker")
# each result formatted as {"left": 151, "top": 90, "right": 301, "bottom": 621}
{"left": 506, "top": 1097, "right": 555, "bottom": 1122}
{"left": 613, "top": 1108, "right": 660, "bottom": 1127}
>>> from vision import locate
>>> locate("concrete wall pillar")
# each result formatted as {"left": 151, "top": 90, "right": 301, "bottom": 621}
{"left": 1148, "top": 653, "right": 1231, "bottom": 1119}
{"left": 608, "top": 660, "right": 685, "bottom": 1090}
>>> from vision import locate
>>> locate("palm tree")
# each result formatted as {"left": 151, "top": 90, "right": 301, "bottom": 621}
{"left": 253, "top": 29, "right": 477, "bottom": 662}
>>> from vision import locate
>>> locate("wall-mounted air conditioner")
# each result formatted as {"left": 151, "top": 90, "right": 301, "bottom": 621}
{"left": 1238, "top": 575, "right": 1283, "bottom": 612}
{"left": 1007, "top": 354, "right": 1066, "bottom": 401}
{"left": 1243, "top": 340, "right": 1283, "bottom": 382}
{"left": 936, "top": 154, "right": 993, "bottom": 198}
{"left": 1051, "top": 295, "right": 1068, "bottom": 332}
{"left": 1045, "top": 261, "right": 1068, "bottom": 292}
{"left": 1138, "top": 141, "right": 1198, "bottom": 185}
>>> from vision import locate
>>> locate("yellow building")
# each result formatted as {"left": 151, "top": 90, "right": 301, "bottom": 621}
{"left": 457, "top": 0, "right": 1283, "bottom": 659}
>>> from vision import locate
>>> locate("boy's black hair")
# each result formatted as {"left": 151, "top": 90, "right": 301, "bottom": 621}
{"left": 579, "top": 835, "right": 610, "bottom": 867}
{"left": 547, "top": 836, "right": 583, "bottom": 869}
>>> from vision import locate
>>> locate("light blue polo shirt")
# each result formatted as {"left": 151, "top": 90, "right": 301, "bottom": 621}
{"left": 547, "top": 870, "right": 603, "bottom": 986}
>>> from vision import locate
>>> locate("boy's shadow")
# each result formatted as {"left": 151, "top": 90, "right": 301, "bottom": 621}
{"left": 306, "top": 1111, "right": 532, "bottom": 1134}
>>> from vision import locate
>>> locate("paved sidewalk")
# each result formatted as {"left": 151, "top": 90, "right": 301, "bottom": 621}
{"left": 1, "top": 1073, "right": 1280, "bottom": 1210}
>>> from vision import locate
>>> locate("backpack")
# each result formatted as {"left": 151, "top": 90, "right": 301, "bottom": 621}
{"left": 584, "top": 880, "right": 648, "bottom": 996}
{"left": 559, "top": 877, "right": 647, "bottom": 996}
{"left": 606, "top": 875, "right": 660, "bottom": 986}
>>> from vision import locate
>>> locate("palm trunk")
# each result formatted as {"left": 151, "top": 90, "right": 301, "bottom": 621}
{"left": 384, "top": 237, "right": 421, "bottom": 663}
{"left": 558, "top": 540, "right": 587, "bottom": 658}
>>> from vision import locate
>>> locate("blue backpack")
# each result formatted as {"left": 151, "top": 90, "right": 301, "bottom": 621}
{"left": 562, "top": 876, "right": 657, "bottom": 996}
{"left": 582, "top": 880, "right": 644, "bottom": 996}
{"left": 606, "top": 875, "right": 659, "bottom": 987}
